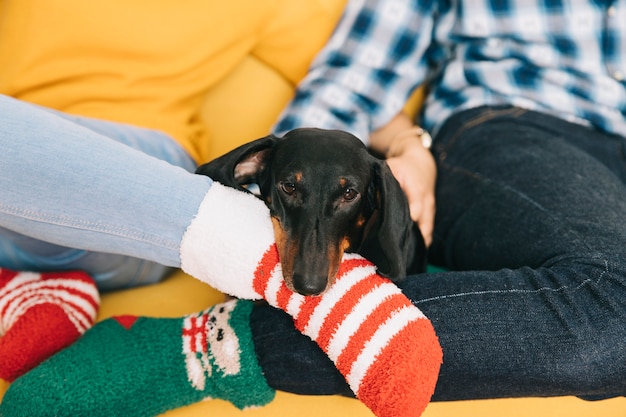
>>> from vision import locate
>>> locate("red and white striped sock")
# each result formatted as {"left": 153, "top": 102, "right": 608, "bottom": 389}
{"left": 0, "top": 268, "right": 100, "bottom": 382}
{"left": 254, "top": 246, "right": 442, "bottom": 417}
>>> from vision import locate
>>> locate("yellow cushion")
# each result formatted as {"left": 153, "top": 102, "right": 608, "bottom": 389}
{"left": 199, "top": 56, "right": 296, "bottom": 160}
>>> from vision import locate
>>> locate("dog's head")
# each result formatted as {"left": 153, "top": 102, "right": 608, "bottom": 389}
{"left": 197, "top": 128, "right": 426, "bottom": 295}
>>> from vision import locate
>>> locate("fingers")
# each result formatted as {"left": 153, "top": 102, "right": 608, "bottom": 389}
{"left": 415, "top": 191, "right": 435, "bottom": 248}
{"left": 399, "top": 166, "right": 435, "bottom": 247}
{"left": 386, "top": 145, "right": 436, "bottom": 248}
{"left": 370, "top": 116, "right": 437, "bottom": 248}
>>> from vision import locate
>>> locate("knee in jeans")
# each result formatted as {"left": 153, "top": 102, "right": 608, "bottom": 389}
{"left": 564, "top": 335, "right": 626, "bottom": 398}
{"left": 549, "top": 255, "right": 626, "bottom": 396}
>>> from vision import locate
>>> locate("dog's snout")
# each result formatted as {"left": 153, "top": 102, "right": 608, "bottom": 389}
{"left": 292, "top": 274, "right": 328, "bottom": 296}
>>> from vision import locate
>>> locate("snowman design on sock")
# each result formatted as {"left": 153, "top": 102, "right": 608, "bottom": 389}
{"left": 182, "top": 300, "right": 242, "bottom": 391}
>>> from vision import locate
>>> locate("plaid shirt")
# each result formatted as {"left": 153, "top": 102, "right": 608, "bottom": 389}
{"left": 274, "top": 0, "right": 626, "bottom": 143}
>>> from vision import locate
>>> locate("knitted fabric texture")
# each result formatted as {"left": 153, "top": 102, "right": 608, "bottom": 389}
{"left": 254, "top": 246, "right": 442, "bottom": 417}
{"left": 0, "top": 268, "right": 99, "bottom": 382}
{"left": 0, "top": 299, "right": 275, "bottom": 417}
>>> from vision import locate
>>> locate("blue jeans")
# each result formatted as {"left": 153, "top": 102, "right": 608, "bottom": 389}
{"left": 251, "top": 106, "right": 626, "bottom": 401}
{"left": 0, "top": 95, "right": 211, "bottom": 291}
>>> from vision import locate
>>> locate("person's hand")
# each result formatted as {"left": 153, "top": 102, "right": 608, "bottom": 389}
{"left": 386, "top": 132, "right": 436, "bottom": 247}
{"left": 370, "top": 113, "right": 436, "bottom": 247}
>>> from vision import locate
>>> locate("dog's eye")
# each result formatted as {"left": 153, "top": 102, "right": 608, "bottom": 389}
{"left": 343, "top": 188, "right": 358, "bottom": 201}
{"left": 280, "top": 182, "right": 296, "bottom": 195}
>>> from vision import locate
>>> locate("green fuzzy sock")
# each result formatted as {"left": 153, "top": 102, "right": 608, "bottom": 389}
{"left": 0, "top": 299, "right": 275, "bottom": 417}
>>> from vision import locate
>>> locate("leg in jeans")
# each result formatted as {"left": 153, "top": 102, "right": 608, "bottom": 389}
{"left": 251, "top": 106, "right": 626, "bottom": 401}
{"left": 0, "top": 94, "right": 209, "bottom": 290}
{"left": 407, "top": 106, "right": 626, "bottom": 400}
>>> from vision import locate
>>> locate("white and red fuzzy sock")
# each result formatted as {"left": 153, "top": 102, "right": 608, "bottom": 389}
{"left": 0, "top": 268, "right": 100, "bottom": 381}
{"left": 181, "top": 183, "right": 442, "bottom": 417}
{"left": 254, "top": 247, "right": 442, "bottom": 417}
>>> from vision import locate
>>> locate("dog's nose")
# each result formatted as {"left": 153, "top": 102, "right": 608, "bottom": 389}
{"left": 292, "top": 274, "right": 327, "bottom": 296}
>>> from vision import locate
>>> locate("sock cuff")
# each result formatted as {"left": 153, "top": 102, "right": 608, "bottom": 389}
{"left": 179, "top": 182, "right": 274, "bottom": 299}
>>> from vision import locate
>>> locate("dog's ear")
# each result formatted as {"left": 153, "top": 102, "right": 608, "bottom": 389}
{"left": 358, "top": 160, "right": 427, "bottom": 280}
{"left": 195, "top": 135, "right": 278, "bottom": 192}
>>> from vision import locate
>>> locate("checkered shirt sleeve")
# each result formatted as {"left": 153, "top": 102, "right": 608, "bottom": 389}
{"left": 274, "top": 0, "right": 626, "bottom": 142}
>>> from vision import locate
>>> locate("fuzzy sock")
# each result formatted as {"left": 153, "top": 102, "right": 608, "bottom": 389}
{"left": 180, "top": 183, "right": 443, "bottom": 417}
{"left": 0, "top": 268, "right": 100, "bottom": 382}
{"left": 0, "top": 299, "right": 275, "bottom": 417}
{"left": 255, "top": 248, "right": 441, "bottom": 417}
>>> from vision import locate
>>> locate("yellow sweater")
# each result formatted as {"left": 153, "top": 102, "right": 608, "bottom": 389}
{"left": 0, "top": 0, "right": 340, "bottom": 163}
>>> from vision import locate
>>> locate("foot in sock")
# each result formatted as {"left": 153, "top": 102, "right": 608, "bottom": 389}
{"left": 0, "top": 268, "right": 100, "bottom": 382}
{"left": 180, "top": 184, "right": 443, "bottom": 417}
{"left": 253, "top": 248, "right": 443, "bottom": 417}
{"left": 0, "top": 299, "right": 275, "bottom": 417}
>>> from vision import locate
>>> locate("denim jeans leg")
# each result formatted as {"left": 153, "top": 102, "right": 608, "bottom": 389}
{"left": 404, "top": 106, "right": 626, "bottom": 400}
{"left": 0, "top": 226, "right": 176, "bottom": 291}
{"left": 0, "top": 95, "right": 211, "bottom": 290}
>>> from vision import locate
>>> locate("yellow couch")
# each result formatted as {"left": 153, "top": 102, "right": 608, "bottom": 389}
{"left": 1, "top": 1, "right": 624, "bottom": 415}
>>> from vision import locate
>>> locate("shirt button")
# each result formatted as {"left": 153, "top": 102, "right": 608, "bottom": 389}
{"left": 614, "top": 71, "right": 625, "bottom": 81}
{"left": 607, "top": 6, "right": 616, "bottom": 17}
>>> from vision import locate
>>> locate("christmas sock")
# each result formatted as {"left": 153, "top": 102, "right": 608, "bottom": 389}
{"left": 0, "top": 299, "right": 275, "bottom": 417}
{"left": 0, "top": 268, "right": 100, "bottom": 382}
{"left": 180, "top": 183, "right": 443, "bottom": 417}
{"left": 255, "top": 248, "right": 441, "bottom": 417}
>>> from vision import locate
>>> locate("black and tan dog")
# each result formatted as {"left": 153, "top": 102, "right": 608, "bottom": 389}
{"left": 196, "top": 128, "right": 426, "bottom": 296}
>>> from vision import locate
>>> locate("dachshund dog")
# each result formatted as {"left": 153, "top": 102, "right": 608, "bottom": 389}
{"left": 196, "top": 128, "right": 426, "bottom": 296}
